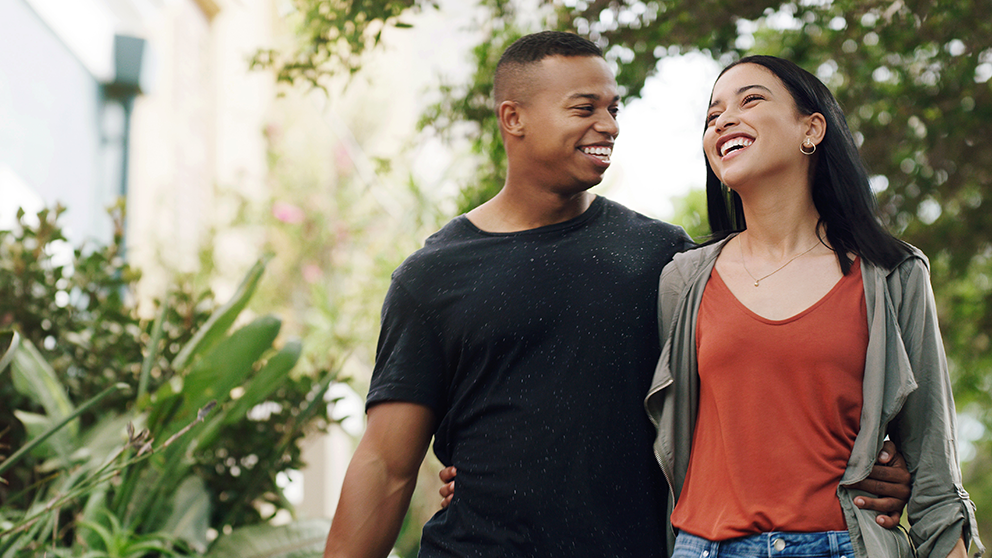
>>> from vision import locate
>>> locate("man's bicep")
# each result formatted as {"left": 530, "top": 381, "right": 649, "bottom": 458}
{"left": 364, "top": 401, "right": 436, "bottom": 477}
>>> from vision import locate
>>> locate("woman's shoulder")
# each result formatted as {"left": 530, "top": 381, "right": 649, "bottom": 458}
{"left": 862, "top": 242, "right": 930, "bottom": 282}
{"left": 668, "top": 237, "right": 730, "bottom": 272}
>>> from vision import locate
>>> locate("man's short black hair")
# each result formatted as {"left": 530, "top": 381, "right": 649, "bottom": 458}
{"left": 494, "top": 31, "right": 604, "bottom": 108}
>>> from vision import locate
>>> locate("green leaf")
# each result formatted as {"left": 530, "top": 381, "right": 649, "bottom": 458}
{"left": 190, "top": 340, "right": 302, "bottom": 452}
{"left": 171, "top": 258, "right": 268, "bottom": 372}
{"left": 0, "top": 330, "right": 18, "bottom": 374}
{"left": 154, "top": 315, "right": 281, "bottom": 443}
{"left": 10, "top": 337, "right": 76, "bottom": 437}
{"left": 138, "top": 300, "right": 170, "bottom": 401}
{"left": 203, "top": 518, "right": 331, "bottom": 558}
{"left": 0, "top": 383, "right": 129, "bottom": 477}
{"left": 161, "top": 476, "right": 211, "bottom": 553}
{"left": 223, "top": 340, "right": 302, "bottom": 425}
{"left": 10, "top": 410, "right": 68, "bottom": 461}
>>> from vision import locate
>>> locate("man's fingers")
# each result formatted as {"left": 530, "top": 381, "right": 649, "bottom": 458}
{"left": 439, "top": 480, "right": 455, "bottom": 509}
{"left": 874, "top": 512, "right": 902, "bottom": 529}
{"left": 877, "top": 440, "right": 897, "bottom": 464}
{"left": 886, "top": 447, "right": 909, "bottom": 472}
{"left": 439, "top": 466, "right": 457, "bottom": 483}
{"left": 862, "top": 463, "right": 910, "bottom": 484}
{"left": 854, "top": 495, "right": 904, "bottom": 514}
{"left": 854, "top": 495, "right": 903, "bottom": 528}
{"left": 850, "top": 477, "right": 912, "bottom": 503}
{"left": 438, "top": 466, "right": 457, "bottom": 509}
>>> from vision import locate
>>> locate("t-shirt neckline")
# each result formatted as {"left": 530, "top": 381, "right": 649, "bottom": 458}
{"left": 457, "top": 195, "right": 605, "bottom": 237}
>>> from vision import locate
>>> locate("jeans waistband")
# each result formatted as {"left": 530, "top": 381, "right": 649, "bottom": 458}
{"left": 673, "top": 530, "right": 854, "bottom": 558}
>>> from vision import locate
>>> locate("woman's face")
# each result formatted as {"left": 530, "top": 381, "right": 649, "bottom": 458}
{"left": 703, "top": 63, "right": 814, "bottom": 190}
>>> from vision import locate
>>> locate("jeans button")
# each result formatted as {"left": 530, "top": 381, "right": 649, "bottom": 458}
{"left": 773, "top": 538, "right": 786, "bottom": 551}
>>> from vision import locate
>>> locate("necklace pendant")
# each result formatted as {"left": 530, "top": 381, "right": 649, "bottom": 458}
{"left": 754, "top": 280, "right": 760, "bottom": 287}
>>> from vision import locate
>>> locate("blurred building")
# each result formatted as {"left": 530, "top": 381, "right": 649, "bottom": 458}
{"left": 0, "top": 0, "right": 479, "bottom": 534}
{"left": 0, "top": 0, "right": 342, "bottom": 515}
{"left": 0, "top": 0, "right": 274, "bottom": 274}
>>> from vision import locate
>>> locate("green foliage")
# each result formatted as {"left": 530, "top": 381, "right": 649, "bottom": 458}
{"left": 418, "top": 24, "right": 524, "bottom": 214}
{"left": 0, "top": 207, "right": 336, "bottom": 555}
{"left": 202, "top": 518, "right": 329, "bottom": 558}
{"left": 259, "top": 0, "right": 992, "bottom": 543}
{"left": 668, "top": 188, "right": 709, "bottom": 242}
{"left": 249, "top": 0, "right": 440, "bottom": 90}
{"left": 68, "top": 504, "right": 187, "bottom": 558}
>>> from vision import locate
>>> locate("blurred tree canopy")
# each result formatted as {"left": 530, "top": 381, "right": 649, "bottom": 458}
{"left": 265, "top": 0, "right": 991, "bottom": 539}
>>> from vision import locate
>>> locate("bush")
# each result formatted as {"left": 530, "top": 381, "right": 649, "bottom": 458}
{"left": 0, "top": 204, "right": 336, "bottom": 556}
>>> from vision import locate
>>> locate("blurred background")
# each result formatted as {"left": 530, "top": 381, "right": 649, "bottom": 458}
{"left": 1, "top": 0, "right": 988, "bottom": 556}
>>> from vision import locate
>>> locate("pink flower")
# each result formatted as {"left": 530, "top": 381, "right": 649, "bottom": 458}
{"left": 272, "top": 202, "right": 305, "bottom": 224}
{"left": 302, "top": 263, "right": 322, "bottom": 284}
{"left": 334, "top": 145, "right": 353, "bottom": 176}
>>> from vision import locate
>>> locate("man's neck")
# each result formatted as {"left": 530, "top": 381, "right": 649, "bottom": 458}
{"left": 466, "top": 189, "right": 595, "bottom": 233}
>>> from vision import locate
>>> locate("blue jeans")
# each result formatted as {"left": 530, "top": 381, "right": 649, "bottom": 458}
{"left": 673, "top": 531, "right": 854, "bottom": 558}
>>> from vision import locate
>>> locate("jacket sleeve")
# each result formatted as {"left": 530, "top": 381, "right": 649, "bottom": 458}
{"left": 657, "top": 257, "right": 688, "bottom": 344}
{"left": 888, "top": 258, "right": 984, "bottom": 558}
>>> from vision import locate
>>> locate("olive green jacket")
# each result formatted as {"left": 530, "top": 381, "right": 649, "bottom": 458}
{"left": 645, "top": 235, "right": 983, "bottom": 558}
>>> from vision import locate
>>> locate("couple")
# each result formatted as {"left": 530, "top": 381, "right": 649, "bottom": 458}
{"left": 323, "top": 32, "right": 982, "bottom": 558}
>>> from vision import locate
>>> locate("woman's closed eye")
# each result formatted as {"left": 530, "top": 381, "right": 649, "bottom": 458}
{"left": 742, "top": 93, "right": 764, "bottom": 106}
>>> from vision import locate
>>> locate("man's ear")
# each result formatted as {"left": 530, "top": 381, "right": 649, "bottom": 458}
{"left": 498, "top": 100, "right": 525, "bottom": 138}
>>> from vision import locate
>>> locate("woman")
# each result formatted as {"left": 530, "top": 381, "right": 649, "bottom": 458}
{"left": 646, "top": 55, "right": 982, "bottom": 558}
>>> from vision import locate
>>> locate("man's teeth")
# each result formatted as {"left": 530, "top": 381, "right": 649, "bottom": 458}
{"left": 582, "top": 146, "right": 612, "bottom": 159}
{"left": 720, "top": 137, "right": 753, "bottom": 157}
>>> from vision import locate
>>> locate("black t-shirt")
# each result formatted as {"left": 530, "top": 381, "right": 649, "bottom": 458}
{"left": 367, "top": 196, "right": 691, "bottom": 557}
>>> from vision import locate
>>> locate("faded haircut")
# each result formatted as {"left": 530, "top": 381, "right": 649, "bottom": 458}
{"left": 494, "top": 31, "right": 604, "bottom": 109}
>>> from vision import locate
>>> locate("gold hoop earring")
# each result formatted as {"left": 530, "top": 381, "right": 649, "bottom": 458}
{"left": 800, "top": 137, "right": 816, "bottom": 155}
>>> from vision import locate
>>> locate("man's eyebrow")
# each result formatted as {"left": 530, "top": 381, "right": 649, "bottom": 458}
{"left": 708, "top": 84, "right": 773, "bottom": 109}
{"left": 568, "top": 93, "right": 622, "bottom": 103}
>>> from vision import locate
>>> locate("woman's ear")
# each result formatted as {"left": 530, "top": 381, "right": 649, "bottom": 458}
{"left": 805, "top": 112, "right": 827, "bottom": 145}
{"left": 498, "top": 100, "right": 525, "bottom": 138}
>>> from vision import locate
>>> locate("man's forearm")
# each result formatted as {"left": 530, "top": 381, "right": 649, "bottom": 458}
{"left": 323, "top": 451, "right": 418, "bottom": 558}
{"left": 323, "top": 402, "right": 435, "bottom": 558}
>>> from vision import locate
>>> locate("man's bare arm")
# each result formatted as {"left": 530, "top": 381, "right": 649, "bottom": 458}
{"left": 323, "top": 402, "right": 435, "bottom": 558}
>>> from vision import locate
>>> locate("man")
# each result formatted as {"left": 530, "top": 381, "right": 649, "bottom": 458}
{"left": 323, "top": 31, "right": 909, "bottom": 558}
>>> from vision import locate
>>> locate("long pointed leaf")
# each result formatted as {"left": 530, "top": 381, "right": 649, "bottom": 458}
{"left": 152, "top": 316, "right": 281, "bottom": 443}
{"left": 139, "top": 299, "right": 170, "bottom": 401}
{"left": 0, "top": 383, "right": 129, "bottom": 477}
{"left": 9, "top": 411, "right": 69, "bottom": 462}
{"left": 223, "top": 340, "right": 302, "bottom": 425}
{"left": 0, "top": 330, "right": 18, "bottom": 374}
{"left": 171, "top": 258, "right": 267, "bottom": 372}
{"left": 186, "top": 340, "right": 301, "bottom": 453}
{"left": 10, "top": 337, "right": 75, "bottom": 436}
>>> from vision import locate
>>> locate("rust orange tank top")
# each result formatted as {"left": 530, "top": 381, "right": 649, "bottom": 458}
{"left": 671, "top": 258, "right": 867, "bottom": 540}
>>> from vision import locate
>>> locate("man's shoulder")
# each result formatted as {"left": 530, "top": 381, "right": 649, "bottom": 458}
{"left": 391, "top": 216, "right": 478, "bottom": 280}
{"left": 598, "top": 197, "right": 692, "bottom": 240}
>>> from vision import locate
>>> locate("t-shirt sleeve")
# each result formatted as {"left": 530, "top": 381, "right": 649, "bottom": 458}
{"left": 365, "top": 278, "right": 448, "bottom": 418}
{"left": 675, "top": 225, "right": 697, "bottom": 252}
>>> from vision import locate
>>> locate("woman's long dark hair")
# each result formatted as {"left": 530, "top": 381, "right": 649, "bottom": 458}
{"left": 705, "top": 55, "right": 911, "bottom": 274}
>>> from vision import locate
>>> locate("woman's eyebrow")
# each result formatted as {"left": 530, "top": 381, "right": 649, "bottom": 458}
{"left": 709, "top": 84, "right": 774, "bottom": 109}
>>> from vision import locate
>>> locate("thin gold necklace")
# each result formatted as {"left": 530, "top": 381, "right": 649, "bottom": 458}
{"left": 739, "top": 235, "right": 820, "bottom": 287}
